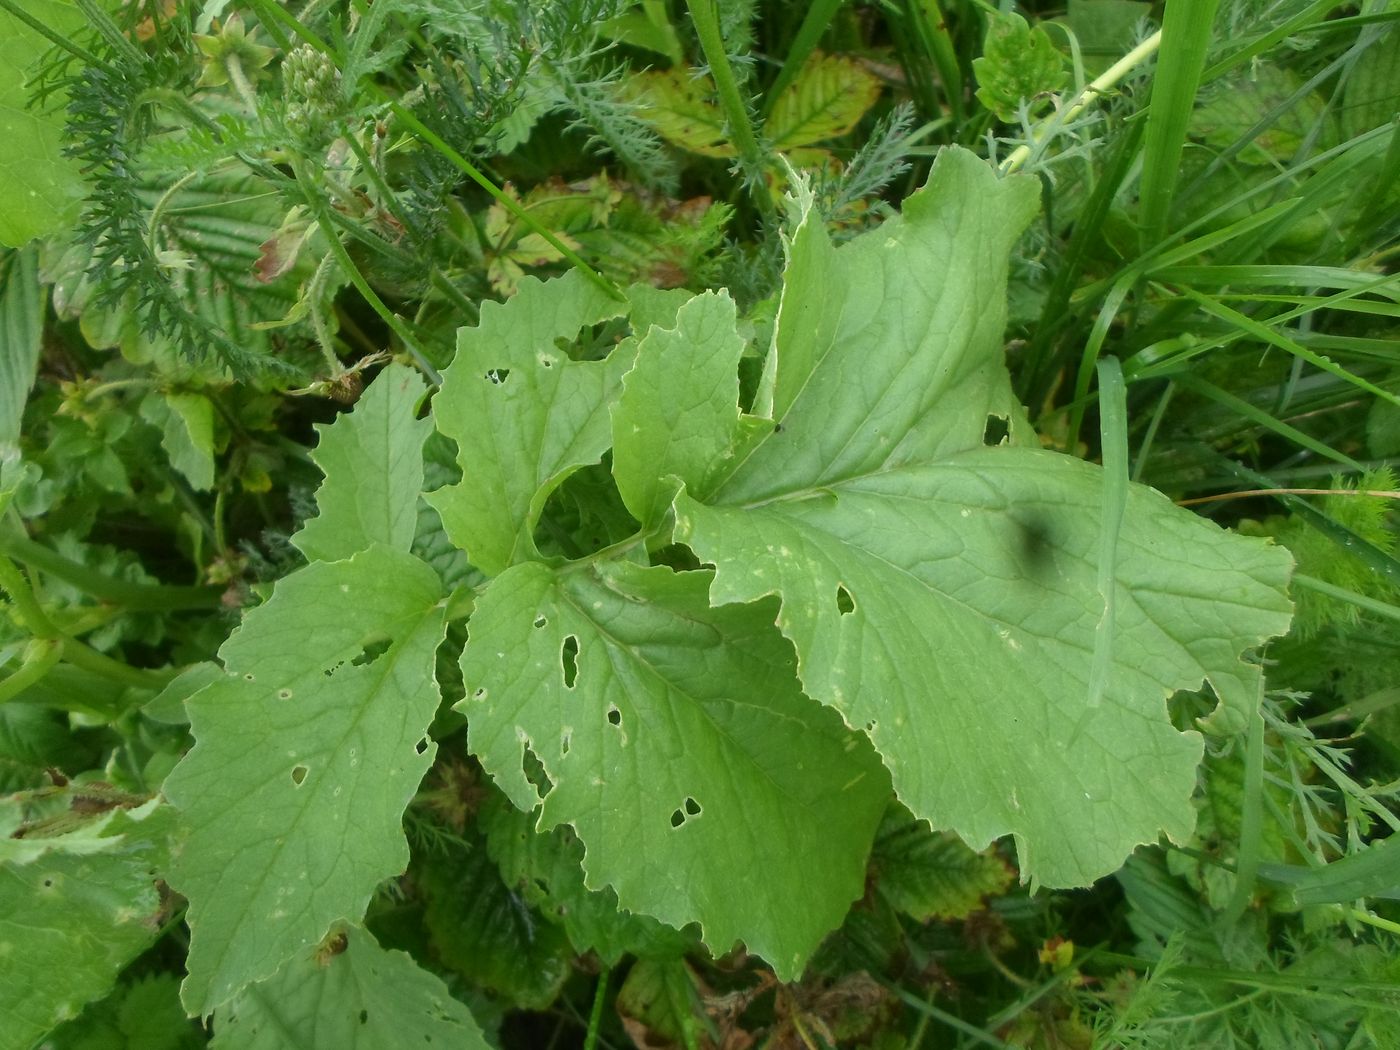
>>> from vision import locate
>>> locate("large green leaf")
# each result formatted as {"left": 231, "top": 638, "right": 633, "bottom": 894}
{"left": 210, "top": 927, "right": 489, "bottom": 1049}
{"left": 0, "top": 0, "right": 87, "bottom": 246}
{"left": 671, "top": 148, "right": 1294, "bottom": 887}
{"left": 460, "top": 560, "right": 890, "bottom": 979}
{"left": 164, "top": 547, "right": 446, "bottom": 1016}
{"left": 0, "top": 801, "right": 171, "bottom": 1050}
{"left": 292, "top": 363, "right": 431, "bottom": 563}
{"left": 426, "top": 269, "right": 631, "bottom": 575}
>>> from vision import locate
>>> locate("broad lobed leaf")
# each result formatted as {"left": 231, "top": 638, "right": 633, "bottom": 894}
{"left": 211, "top": 927, "right": 490, "bottom": 1049}
{"left": 611, "top": 289, "right": 748, "bottom": 527}
{"left": 668, "top": 147, "right": 1293, "bottom": 886}
{"left": 0, "top": 0, "right": 88, "bottom": 247}
{"left": 426, "top": 269, "right": 632, "bottom": 575}
{"left": 164, "top": 547, "right": 445, "bottom": 1015}
{"left": 0, "top": 801, "right": 172, "bottom": 1050}
{"left": 292, "top": 363, "right": 431, "bottom": 563}
{"left": 459, "top": 560, "right": 890, "bottom": 980}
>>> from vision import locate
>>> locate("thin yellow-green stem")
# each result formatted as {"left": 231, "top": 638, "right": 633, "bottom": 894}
{"left": 0, "top": 638, "right": 62, "bottom": 705}
{"left": 1000, "top": 30, "right": 1162, "bottom": 175}
{"left": 1179, "top": 487, "right": 1400, "bottom": 507}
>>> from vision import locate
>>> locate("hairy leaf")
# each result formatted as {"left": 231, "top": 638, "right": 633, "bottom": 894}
{"left": 460, "top": 560, "right": 889, "bottom": 979}
{"left": 211, "top": 927, "right": 489, "bottom": 1049}
{"left": 416, "top": 838, "right": 571, "bottom": 1009}
{"left": 426, "top": 269, "right": 631, "bottom": 575}
{"left": 482, "top": 792, "right": 693, "bottom": 965}
{"left": 292, "top": 363, "right": 431, "bottom": 563}
{"left": 872, "top": 806, "right": 1012, "bottom": 921}
{"left": 164, "top": 547, "right": 445, "bottom": 1015}
{"left": 672, "top": 148, "right": 1294, "bottom": 887}
{"left": 622, "top": 69, "right": 736, "bottom": 158}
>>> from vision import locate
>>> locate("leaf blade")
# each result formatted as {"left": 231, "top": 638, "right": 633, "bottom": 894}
{"left": 164, "top": 547, "right": 445, "bottom": 1015}
{"left": 426, "top": 270, "right": 631, "bottom": 575}
{"left": 460, "top": 560, "right": 889, "bottom": 979}
{"left": 292, "top": 363, "right": 431, "bottom": 562}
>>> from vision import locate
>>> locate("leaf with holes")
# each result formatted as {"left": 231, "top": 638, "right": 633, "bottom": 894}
{"left": 668, "top": 147, "right": 1293, "bottom": 887}
{"left": 459, "top": 559, "right": 890, "bottom": 980}
{"left": 210, "top": 927, "right": 490, "bottom": 1049}
{"left": 425, "top": 268, "right": 632, "bottom": 575}
{"left": 293, "top": 363, "right": 431, "bottom": 563}
{"left": 163, "top": 546, "right": 445, "bottom": 1016}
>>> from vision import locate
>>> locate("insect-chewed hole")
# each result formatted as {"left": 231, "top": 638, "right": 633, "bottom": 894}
{"left": 538, "top": 354, "right": 555, "bottom": 369}
{"left": 835, "top": 585, "right": 855, "bottom": 615}
{"left": 533, "top": 615, "right": 548, "bottom": 629}
{"left": 606, "top": 706, "right": 621, "bottom": 727}
{"left": 278, "top": 689, "right": 293, "bottom": 700}
{"left": 865, "top": 719, "right": 877, "bottom": 733}
{"left": 291, "top": 765, "right": 308, "bottom": 786}
{"left": 473, "top": 687, "right": 488, "bottom": 700}
{"left": 983, "top": 414, "right": 1010, "bottom": 445}
{"left": 560, "top": 730, "right": 571, "bottom": 756}
{"left": 670, "top": 808, "right": 685, "bottom": 828}
{"left": 415, "top": 738, "right": 429, "bottom": 755}
{"left": 352, "top": 637, "right": 391, "bottom": 667}
{"left": 683, "top": 796, "right": 701, "bottom": 817}
{"left": 521, "top": 744, "right": 554, "bottom": 798}
{"left": 485, "top": 367, "right": 511, "bottom": 385}
{"left": 561, "top": 635, "right": 579, "bottom": 689}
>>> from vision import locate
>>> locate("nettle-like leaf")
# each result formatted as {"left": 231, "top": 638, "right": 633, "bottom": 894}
{"left": 460, "top": 560, "right": 890, "bottom": 979}
{"left": 672, "top": 148, "right": 1294, "bottom": 887}
{"left": 211, "top": 928, "right": 490, "bottom": 1050}
{"left": 292, "top": 363, "right": 430, "bottom": 562}
{"left": 164, "top": 547, "right": 446, "bottom": 1015}
{"left": 425, "top": 269, "right": 632, "bottom": 575}
{"left": 973, "top": 12, "right": 1069, "bottom": 122}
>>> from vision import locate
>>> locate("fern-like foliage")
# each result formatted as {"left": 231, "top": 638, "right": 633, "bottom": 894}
{"left": 48, "top": 3, "right": 274, "bottom": 376}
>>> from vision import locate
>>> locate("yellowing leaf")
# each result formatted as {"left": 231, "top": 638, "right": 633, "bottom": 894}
{"left": 765, "top": 52, "right": 883, "bottom": 151}
{"left": 623, "top": 69, "right": 736, "bottom": 158}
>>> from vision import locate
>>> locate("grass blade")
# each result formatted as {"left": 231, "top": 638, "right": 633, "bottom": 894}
{"left": 1138, "top": 0, "right": 1221, "bottom": 246}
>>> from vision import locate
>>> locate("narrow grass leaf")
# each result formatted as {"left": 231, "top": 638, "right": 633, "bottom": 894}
{"left": 1139, "top": 0, "right": 1220, "bottom": 246}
